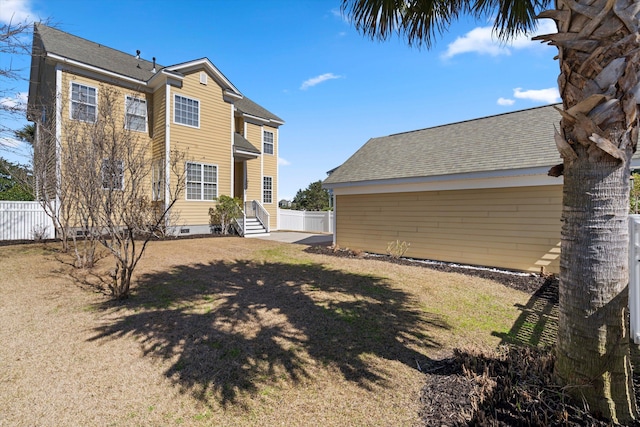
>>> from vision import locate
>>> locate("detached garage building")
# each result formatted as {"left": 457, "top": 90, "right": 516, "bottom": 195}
{"left": 323, "top": 104, "right": 565, "bottom": 274}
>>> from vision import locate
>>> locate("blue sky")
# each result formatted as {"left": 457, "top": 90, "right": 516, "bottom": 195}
{"left": 1, "top": 0, "right": 560, "bottom": 200}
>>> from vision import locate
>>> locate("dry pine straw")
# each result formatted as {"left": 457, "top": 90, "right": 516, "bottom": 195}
{"left": 0, "top": 237, "right": 531, "bottom": 426}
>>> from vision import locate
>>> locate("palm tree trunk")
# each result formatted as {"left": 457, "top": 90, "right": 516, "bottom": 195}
{"left": 537, "top": 0, "right": 640, "bottom": 422}
{"left": 557, "top": 145, "right": 635, "bottom": 421}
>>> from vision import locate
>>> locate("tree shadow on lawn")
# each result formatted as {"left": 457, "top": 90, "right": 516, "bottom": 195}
{"left": 89, "top": 259, "right": 449, "bottom": 407}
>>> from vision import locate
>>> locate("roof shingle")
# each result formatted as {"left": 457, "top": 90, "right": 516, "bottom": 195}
{"left": 324, "top": 104, "right": 563, "bottom": 185}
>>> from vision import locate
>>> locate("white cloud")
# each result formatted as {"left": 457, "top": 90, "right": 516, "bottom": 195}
{"left": 278, "top": 157, "right": 291, "bottom": 166}
{"left": 0, "top": 136, "right": 24, "bottom": 148}
{"left": 513, "top": 87, "right": 560, "bottom": 103}
{"left": 497, "top": 98, "right": 515, "bottom": 106}
{"left": 331, "top": 8, "right": 349, "bottom": 23}
{"left": 300, "top": 73, "right": 343, "bottom": 90}
{"left": 441, "top": 19, "right": 557, "bottom": 59}
{"left": 0, "top": 0, "right": 33, "bottom": 24}
{"left": 0, "top": 92, "right": 28, "bottom": 111}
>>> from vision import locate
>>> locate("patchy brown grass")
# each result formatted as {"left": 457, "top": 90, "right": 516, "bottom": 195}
{"left": 0, "top": 237, "right": 532, "bottom": 426}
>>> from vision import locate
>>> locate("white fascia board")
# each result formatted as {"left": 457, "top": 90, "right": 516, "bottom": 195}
{"left": 47, "top": 53, "right": 148, "bottom": 87}
{"left": 242, "top": 113, "right": 269, "bottom": 125}
{"left": 148, "top": 69, "right": 183, "bottom": 90}
{"left": 241, "top": 112, "right": 283, "bottom": 127}
{"left": 166, "top": 58, "right": 242, "bottom": 96}
{"left": 327, "top": 166, "right": 564, "bottom": 195}
{"left": 234, "top": 149, "right": 260, "bottom": 157}
{"left": 224, "top": 90, "right": 243, "bottom": 99}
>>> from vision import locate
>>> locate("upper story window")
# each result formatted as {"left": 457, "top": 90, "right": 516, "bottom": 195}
{"left": 125, "top": 96, "right": 147, "bottom": 132}
{"left": 186, "top": 161, "right": 217, "bottom": 200}
{"left": 174, "top": 94, "right": 199, "bottom": 128}
{"left": 71, "top": 82, "right": 97, "bottom": 122}
{"left": 263, "top": 130, "right": 274, "bottom": 155}
{"left": 101, "top": 159, "right": 124, "bottom": 190}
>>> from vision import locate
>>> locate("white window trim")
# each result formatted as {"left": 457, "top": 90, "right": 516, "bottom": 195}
{"left": 101, "top": 159, "right": 124, "bottom": 191}
{"left": 263, "top": 176, "right": 273, "bottom": 204}
{"left": 173, "top": 93, "right": 200, "bottom": 129}
{"left": 69, "top": 82, "right": 97, "bottom": 123}
{"left": 185, "top": 161, "right": 218, "bottom": 201}
{"left": 124, "top": 95, "right": 148, "bottom": 132}
{"left": 263, "top": 130, "right": 274, "bottom": 155}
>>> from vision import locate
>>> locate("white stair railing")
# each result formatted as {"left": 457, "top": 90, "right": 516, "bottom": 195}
{"left": 252, "top": 200, "right": 270, "bottom": 233}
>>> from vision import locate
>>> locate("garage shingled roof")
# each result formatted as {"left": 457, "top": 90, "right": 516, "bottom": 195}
{"left": 324, "top": 104, "right": 563, "bottom": 185}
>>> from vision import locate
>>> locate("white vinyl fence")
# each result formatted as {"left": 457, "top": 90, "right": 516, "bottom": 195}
{"left": 0, "top": 201, "right": 55, "bottom": 241}
{"left": 278, "top": 209, "right": 333, "bottom": 233}
{"left": 629, "top": 215, "right": 640, "bottom": 343}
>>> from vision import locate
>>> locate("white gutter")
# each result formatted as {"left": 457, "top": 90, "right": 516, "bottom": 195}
{"left": 326, "top": 166, "right": 565, "bottom": 195}
{"left": 47, "top": 53, "right": 148, "bottom": 86}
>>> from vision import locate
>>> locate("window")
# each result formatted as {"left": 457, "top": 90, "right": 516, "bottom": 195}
{"left": 263, "top": 176, "right": 273, "bottom": 204}
{"left": 186, "top": 162, "right": 217, "bottom": 200}
{"left": 101, "top": 159, "right": 124, "bottom": 190}
{"left": 174, "top": 94, "right": 199, "bottom": 127}
{"left": 263, "top": 130, "right": 274, "bottom": 155}
{"left": 71, "top": 82, "right": 97, "bottom": 122}
{"left": 152, "top": 159, "right": 164, "bottom": 201}
{"left": 125, "top": 96, "right": 147, "bottom": 132}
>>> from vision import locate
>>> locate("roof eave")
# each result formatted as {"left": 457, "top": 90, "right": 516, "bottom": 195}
{"left": 166, "top": 58, "right": 242, "bottom": 97}
{"left": 46, "top": 52, "right": 149, "bottom": 87}
{"left": 324, "top": 166, "right": 564, "bottom": 193}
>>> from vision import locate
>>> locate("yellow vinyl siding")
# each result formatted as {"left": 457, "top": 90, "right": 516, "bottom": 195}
{"left": 151, "top": 85, "right": 166, "bottom": 160}
{"left": 56, "top": 71, "right": 154, "bottom": 226}
{"left": 262, "top": 126, "right": 278, "bottom": 230}
{"left": 170, "top": 71, "right": 233, "bottom": 226}
{"left": 335, "top": 185, "right": 562, "bottom": 274}
{"left": 244, "top": 123, "right": 262, "bottom": 204}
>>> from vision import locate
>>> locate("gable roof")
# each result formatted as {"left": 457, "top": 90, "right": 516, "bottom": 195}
{"left": 32, "top": 24, "right": 283, "bottom": 125}
{"left": 324, "top": 104, "right": 563, "bottom": 187}
{"left": 34, "top": 23, "right": 158, "bottom": 82}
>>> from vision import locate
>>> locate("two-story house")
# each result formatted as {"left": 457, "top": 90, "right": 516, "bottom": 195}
{"left": 27, "top": 23, "right": 283, "bottom": 236}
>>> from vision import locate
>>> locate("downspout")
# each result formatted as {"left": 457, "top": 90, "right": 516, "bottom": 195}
{"left": 55, "top": 65, "right": 63, "bottom": 225}
{"left": 243, "top": 120, "right": 247, "bottom": 236}
{"left": 275, "top": 127, "right": 279, "bottom": 231}
{"left": 230, "top": 103, "right": 234, "bottom": 196}
{"left": 164, "top": 83, "right": 171, "bottom": 227}
{"left": 332, "top": 193, "right": 337, "bottom": 246}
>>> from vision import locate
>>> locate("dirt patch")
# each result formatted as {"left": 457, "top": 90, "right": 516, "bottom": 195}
{"left": 417, "top": 346, "right": 633, "bottom": 426}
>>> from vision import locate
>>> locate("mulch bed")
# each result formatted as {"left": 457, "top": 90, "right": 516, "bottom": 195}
{"left": 305, "top": 245, "right": 550, "bottom": 294}
{"left": 306, "top": 245, "right": 640, "bottom": 426}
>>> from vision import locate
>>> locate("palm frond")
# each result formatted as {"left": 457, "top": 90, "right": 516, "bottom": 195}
{"left": 341, "top": 0, "right": 553, "bottom": 47}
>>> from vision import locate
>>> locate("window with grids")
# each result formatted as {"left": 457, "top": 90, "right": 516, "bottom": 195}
{"left": 186, "top": 162, "right": 217, "bottom": 200}
{"left": 101, "top": 159, "right": 124, "bottom": 190}
{"left": 71, "top": 82, "right": 97, "bottom": 122}
{"left": 125, "top": 96, "right": 147, "bottom": 132}
{"left": 174, "top": 94, "right": 199, "bottom": 127}
{"left": 263, "top": 130, "right": 274, "bottom": 155}
{"left": 263, "top": 176, "right": 273, "bottom": 204}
